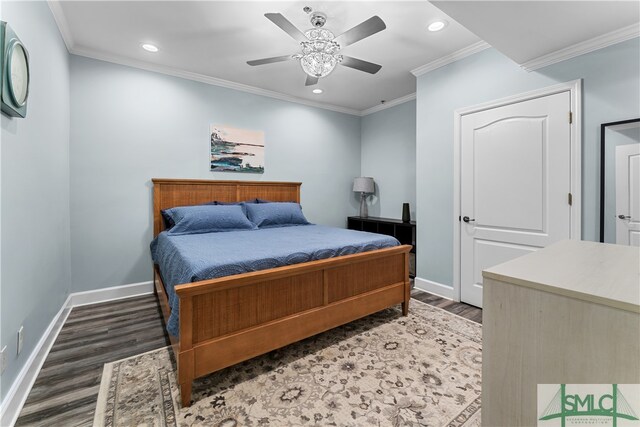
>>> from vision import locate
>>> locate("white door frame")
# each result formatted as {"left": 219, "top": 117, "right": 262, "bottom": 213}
{"left": 452, "top": 80, "right": 582, "bottom": 302}
{"left": 615, "top": 143, "right": 640, "bottom": 245}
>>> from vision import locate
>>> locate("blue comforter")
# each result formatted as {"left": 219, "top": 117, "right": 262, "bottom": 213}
{"left": 151, "top": 224, "right": 399, "bottom": 336}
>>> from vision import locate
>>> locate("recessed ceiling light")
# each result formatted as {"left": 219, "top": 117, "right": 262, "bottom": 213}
{"left": 312, "top": 88, "right": 323, "bottom": 94}
{"left": 428, "top": 20, "right": 448, "bottom": 32}
{"left": 142, "top": 43, "right": 159, "bottom": 52}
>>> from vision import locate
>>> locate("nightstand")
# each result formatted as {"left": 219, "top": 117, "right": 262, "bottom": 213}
{"left": 348, "top": 216, "right": 416, "bottom": 277}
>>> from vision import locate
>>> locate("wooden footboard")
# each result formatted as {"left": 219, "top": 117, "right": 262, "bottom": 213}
{"left": 154, "top": 244, "right": 411, "bottom": 407}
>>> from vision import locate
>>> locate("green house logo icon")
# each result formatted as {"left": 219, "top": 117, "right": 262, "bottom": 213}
{"left": 539, "top": 384, "right": 639, "bottom": 426}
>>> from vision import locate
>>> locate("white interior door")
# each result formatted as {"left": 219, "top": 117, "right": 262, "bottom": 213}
{"left": 615, "top": 143, "right": 640, "bottom": 246}
{"left": 460, "top": 91, "right": 573, "bottom": 307}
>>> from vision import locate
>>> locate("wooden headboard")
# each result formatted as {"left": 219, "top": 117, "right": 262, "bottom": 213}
{"left": 152, "top": 179, "right": 301, "bottom": 236}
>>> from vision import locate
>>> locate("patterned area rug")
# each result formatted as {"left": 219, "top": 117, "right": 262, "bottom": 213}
{"left": 94, "top": 300, "right": 482, "bottom": 426}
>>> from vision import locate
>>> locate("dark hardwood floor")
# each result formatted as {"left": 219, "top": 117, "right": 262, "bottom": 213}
{"left": 15, "top": 295, "right": 169, "bottom": 427}
{"left": 15, "top": 289, "right": 480, "bottom": 426}
{"left": 411, "top": 288, "right": 483, "bottom": 323}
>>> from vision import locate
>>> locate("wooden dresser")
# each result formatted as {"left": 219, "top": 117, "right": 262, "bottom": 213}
{"left": 481, "top": 240, "right": 640, "bottom": 426}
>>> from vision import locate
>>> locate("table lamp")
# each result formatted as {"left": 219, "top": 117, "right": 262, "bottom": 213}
{"left": 353, "top": 177, "right": 375, "bottom": 218}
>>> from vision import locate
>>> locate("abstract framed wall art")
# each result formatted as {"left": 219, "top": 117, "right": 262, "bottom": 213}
{"left": 210, "top": 125, "right": 265, "bottom": 173}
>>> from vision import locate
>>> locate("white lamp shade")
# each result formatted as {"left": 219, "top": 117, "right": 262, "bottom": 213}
{"left": 353, "top": 177, "right": 375, "bottom": 193}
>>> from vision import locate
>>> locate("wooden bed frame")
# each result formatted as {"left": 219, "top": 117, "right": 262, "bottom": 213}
{"left": 152, "top": 178, "right": 412, "bottom": 407}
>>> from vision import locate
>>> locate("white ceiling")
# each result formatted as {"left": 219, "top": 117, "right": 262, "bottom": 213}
{"left": 51, "top": 1, "right": 481, "bottom": 113}
{"left": 431, "top": 1, "right": 640, "bottom": 67}
{"left": 50, "top": 1, "right": 639, "bottom": 114}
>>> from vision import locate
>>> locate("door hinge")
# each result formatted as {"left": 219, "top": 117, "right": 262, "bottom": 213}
{"left": 568, "top": 193, "right": 573, "bottom": 206}
{"left": 569, "top": 111, "right": 573, "bottom": 124}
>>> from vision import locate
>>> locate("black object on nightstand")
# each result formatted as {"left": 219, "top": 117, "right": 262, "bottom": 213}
{"left": 348, "top": 216, "right": 416, "bottom": 277}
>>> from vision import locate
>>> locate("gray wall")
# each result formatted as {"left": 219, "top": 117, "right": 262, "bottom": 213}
{"left": 416, "top": 37, "right": 640, "bottom": 287}
{"left": 361, "top": 100, "right": 416, "bottom": 219}
{"left": 69, "top": 55, "right": 362, "bottom": 292}
{"left": 0, "top": 1, "right": 71, "bottom": 400}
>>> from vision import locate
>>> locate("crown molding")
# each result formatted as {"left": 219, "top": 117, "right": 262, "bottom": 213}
{"left": 70, "top": 47, "right": 364, "bottom": 116}
{"left": 521, "top": 23, "right": 640, "bottom": 72}
{"left": 48, "top": 0, "right": 74, "bottom": 51}
{"left": 361, "top": 92, "right": 416, "bottom": 116}
{"left": 411, "top": 41, "right": 491, "bottom": 77}
{"left": 70, "top": 46, "right": 420, "bottom": 118}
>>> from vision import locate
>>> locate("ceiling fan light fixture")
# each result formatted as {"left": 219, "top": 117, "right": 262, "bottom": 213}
{"left": 299, "top": 53, "right": 342, "bottom": 78}
{"left": 248, "top": 12, "right": 385, "bottom": 82}
{"left": 296, "top": 28, "right": 342, "bottom": 78}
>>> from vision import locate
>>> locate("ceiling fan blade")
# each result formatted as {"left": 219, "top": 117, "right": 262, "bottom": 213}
{"left": 340, "top": 56, "right": 382, "bottom": 74}
{"left": 305, "top": 75, "right": 319, "bottom": 86}
{"left": 265, "top": 13, "right": 307, "bottom": 43}
{"left": 247, "top": 55, "right": 293, "bottom": 66}
{"left": 335, "top": 16, "right": 386, "bottom": 47}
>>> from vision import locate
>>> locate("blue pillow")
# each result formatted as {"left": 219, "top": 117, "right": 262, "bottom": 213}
{"left": 165, "top": 205, "right": 256, "bottom": 235}
{"left": 244, "top": 202, "right": 311, "bottom": 228}
{"left": 161, "top": 200, "right": 259, "bottom": 229}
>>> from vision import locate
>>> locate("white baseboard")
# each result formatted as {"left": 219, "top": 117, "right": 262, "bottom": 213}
{"left": 70, "top": 281, "right": 154, "bottom": 307}
{"left": 414, "top": 277, "right": 457, "bottom": 301}
{"left": 0, "top": 295, "right": 72, "bottom": 427}
{"left": 0, "top": 281, "right": 155, "bottom": 426}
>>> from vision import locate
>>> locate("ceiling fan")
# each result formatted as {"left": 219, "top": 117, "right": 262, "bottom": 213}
{"left": 247, "top": 10, "right": 386, "bottom": 86}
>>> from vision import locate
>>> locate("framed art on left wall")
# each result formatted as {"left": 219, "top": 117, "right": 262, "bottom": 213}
{"left": 210, "top": 125, "right": 265, "bottom": 173}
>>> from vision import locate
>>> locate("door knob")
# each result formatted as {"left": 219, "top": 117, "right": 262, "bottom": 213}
{"left": 463, "top": 216, "right": 475, "bottom": 223}
{"left": 618, "top": 214, "right": 631, "bottom": 220}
